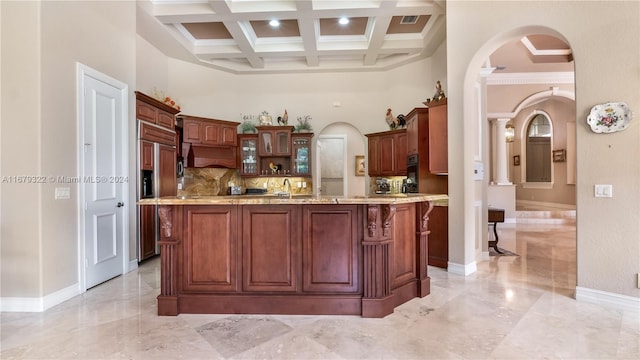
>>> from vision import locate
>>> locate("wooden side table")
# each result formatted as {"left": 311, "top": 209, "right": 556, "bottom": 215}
{"left": 488, "top": 208, "right": 505, "bottom": 254}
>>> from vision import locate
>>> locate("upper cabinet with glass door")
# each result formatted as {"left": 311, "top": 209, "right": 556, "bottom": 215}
{"left": 257, "top": 126, "right": 294, "bottom": 156}
{"left": 238, "top": 134, "right": 258, "bottom": 176}
{"left": 292, "top": 133, "right": 313, "bottom": 176}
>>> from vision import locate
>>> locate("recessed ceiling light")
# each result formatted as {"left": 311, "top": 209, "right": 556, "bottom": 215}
{"left": 269, "top": 19, "right": 280, "bottom": 27}
{"left": 338, "top": 17, "right": 349, "bottom": 25}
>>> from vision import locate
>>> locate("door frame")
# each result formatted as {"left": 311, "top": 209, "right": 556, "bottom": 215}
{"left": 76, "top": 62, "right": 130, "bottom": 293}
{"left": 316, "top": 135, "right": 348, "bottom": 196}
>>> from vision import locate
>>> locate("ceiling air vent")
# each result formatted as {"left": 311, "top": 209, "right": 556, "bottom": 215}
{"left": 400, "top": 16, "right": 419, "bottom": 25}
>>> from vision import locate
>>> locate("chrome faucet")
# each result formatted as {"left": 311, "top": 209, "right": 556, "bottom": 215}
{"left": 283, "top": 178, "right": 292, "bottom": 198}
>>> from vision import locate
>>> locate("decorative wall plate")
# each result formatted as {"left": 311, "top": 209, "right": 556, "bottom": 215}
{"left": 587, "top": 102, "right": 631, "bottom": 133}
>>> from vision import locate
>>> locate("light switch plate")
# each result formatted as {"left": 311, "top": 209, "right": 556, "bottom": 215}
{"left": 55, "top": 187, "right": 71, "bottom": 200}
{"left": 594, "top": 184, "right": 613, "bottom": 198}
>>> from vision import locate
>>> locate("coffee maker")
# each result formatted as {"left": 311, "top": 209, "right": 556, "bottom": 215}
{"left": 375, "top": 178, "right": 390, "bottom": 194}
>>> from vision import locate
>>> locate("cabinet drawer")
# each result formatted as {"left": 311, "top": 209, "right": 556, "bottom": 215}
{"left": 140, "top": 122, "right": 176, "bottom": 146}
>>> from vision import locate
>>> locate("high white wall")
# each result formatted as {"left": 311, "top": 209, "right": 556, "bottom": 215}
{"left": 447, "top": 0, "right": 640, "bottom": 298}
{"left": 166, "top": 49, "right": 444, "bottom": 139}
{"left": 1, "top": 0, "right": 137, "bottom": 302}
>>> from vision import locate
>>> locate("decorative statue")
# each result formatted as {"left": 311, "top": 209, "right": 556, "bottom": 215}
{"left": 385, "top": 108, "right": 397, "bottom": 129}
{"left": 396, "top": 114, "right": 406, "bottom": 128}
{"left": 433, "top": 80, "right": 445, "bottom": 100}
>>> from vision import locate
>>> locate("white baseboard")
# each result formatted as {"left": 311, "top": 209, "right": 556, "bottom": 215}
{"left": 575, "top": 286, "right": 640, "bottom": 313}
{"left": 447, "top": 261, "right": 477, "bottom": 276}
{"left": 1, "top": 283, "right": 80, "bottom": 312}
{"left": 516, "top": 200, "right": 576, "bottom": 210}
{"left": 127, "top": 259, "right": 138, "bottom": 273}
{"left": 478, "top": 251, "right": 490, "bottom": 261}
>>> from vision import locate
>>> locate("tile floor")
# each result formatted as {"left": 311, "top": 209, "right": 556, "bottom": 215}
{"left": 1, "top": 222, "right": 638, "bottom": 359}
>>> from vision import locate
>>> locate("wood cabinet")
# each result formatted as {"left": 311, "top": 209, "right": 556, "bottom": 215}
{"left": 248, "top": 126, "right": 312, "bottom": 176}
{"left": 182, "top": 115, "right": 238, "bottom": 147}
{"left": 258, "top": 126, "right": 293, "bottom": 156}
{"left": 427, "top": 205, "right": 448, "bottom": 268}
{"left": 141, "top": 141, "right": 154, "bottom": 171}
{"left": 391, "top": 203, "right": 416, "bottom": 289}
{"left": 365, "top": 129, "right": 407, "bottom": 177}
{"left": 182, "top": 206, "right": 239, "bottom": 292}
{"left": 136, "top": 91, "right": 179, "bottom": 262}
{"left": 155, "top": 200, "right": 436, "bottom": 317}
{"left": 238, "top": 134, "right": 259, "bottom": 176}
{"left": 135, "top": 91, "right": 179, "bottom": 131}
{"left": 242, "top": 205, "right": 299, "bottom": 292}
{"left": 139, "top": 205, "right": 156, "bottom": 261}
{"left": 158, "top": 144, "right": 177, "bottom": 197}
{"left": 405, "top": 101, "right": 448, "bottom": 175}
{"left": 302, "top": 205, "right": 359, "bottom": 293}
{"left": 292, "top": 133, "right": 313, "bottom": 176}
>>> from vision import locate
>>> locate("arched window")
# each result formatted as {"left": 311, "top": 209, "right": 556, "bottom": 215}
{"left": 525, "top": 114, "right": 552, "bottom": 182}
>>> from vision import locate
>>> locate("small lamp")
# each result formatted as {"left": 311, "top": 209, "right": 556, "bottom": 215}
{"left": 505, "top": 123, "right": 515, "bottom": 143}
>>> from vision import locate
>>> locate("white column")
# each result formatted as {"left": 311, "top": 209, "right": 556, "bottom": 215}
{"left": 491, "top": 118, "right": 512, "bottom": 185}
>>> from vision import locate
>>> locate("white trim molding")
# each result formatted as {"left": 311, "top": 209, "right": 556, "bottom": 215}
{"left": 1, "top": 283, "right": 80, "bottom": 312}
{"left": 575, "top": 286, "right": 640, "bottom": 313}
{"left": 447, "top": 261, "right": 477, "bottom": 276}
{"left": 486, "top": 72, "right": 574, "bottom": 85}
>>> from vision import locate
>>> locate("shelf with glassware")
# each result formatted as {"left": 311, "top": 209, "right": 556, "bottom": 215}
{"left": 238, "top": 128, "right": 313, "bottom": 177}
{"left": 292, "top": 133, "right": 313, "bottom": 176}
{"left": 238, "top": 134, "right": 259, "bottom": 176}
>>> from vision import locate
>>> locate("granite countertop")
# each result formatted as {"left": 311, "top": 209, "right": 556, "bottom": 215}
{"left": 138, "top": 193, "right": 448, "bottom": 206}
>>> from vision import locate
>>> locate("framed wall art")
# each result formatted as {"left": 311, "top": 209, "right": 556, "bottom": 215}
{"left": 355, "top": 155, "right": 365, "bottom": 176}
{"left": 513, "top": 155, "right": 520, "bottom": 166}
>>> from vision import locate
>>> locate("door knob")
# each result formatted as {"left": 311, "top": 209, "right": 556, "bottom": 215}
{"left": 117, "top": 202, "right": 124, "bottom": 208}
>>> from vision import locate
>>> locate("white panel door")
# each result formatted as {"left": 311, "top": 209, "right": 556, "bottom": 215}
{"left": 83, "top": 75, "right": 125, "bottom": 288}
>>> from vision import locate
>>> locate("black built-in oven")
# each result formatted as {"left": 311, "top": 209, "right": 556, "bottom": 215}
{"left": 406, "top": 154, "right": 419, "bottom": 193}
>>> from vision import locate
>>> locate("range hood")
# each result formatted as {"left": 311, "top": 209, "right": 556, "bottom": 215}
{"left": 186, "top": 144, "right": 237, "bottom": 168}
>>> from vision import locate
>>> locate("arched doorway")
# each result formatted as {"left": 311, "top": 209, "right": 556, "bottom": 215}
{"left": 463, "top": 28, "right": 577, "bottom": 290}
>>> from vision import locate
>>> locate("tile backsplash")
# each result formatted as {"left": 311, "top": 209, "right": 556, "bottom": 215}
{"left": 179, "top": 168, "right": 312, "bottom": 196}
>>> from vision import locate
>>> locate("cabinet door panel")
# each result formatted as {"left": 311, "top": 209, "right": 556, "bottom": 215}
{"left": 428, "top": 105, "right": 448, "bottom": 174}
{"left": 407, "top": 116, "right": 418, "bottom": 155}
{"left": 202, "top": 123, "right": 220, "bottom": 145}
{"left": 367, "top": 136, "right": 380, "bottom": 176}
{"left": 391, "top": 204, "right": 416, "bottom": 288}
{"left": 243, "top": 206, "right": 298, "bottom": 292}
{"left": 183, "top": 206, "right": 238, "bottom": 291}
{"left": 379, "top": 136, "right": 395, "bottom": 175}
{"left": 427, "top": 205, "right": 448, "bottom": 268}
{"left": 157, "top": 111, "right": 174, "bottom": 130}
{"left": 395, "top": 132, "right": 407, "bottom": 175}
{"left": 183, "top": 120, "right": 202, "bottom": 143}
{"left": 139, "top": 205, "right": 156, "bottom": 261}
{"left": 158, "top": 145, "right": 176, "bottom": 197}
{"left": 136, "top": 100, "right": 157, "bottom": 123}
{"left": 221, "top": 125, "right": 238, "bottom": 146}
{"left": 302, "top": 205, "right": 359, "bottom": 293}
{"left": 141, "top": 141, "right": 154, "bottom": 171}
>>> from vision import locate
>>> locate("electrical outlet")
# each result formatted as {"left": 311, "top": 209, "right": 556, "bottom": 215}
{"left": 55, "top": 187, "right": 70, "bottom": 200}
{"left": 302, "top": 182, "right": 307, "bottom": 188}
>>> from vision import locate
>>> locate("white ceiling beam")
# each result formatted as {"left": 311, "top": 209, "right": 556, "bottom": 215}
{"left": 295, "top": 0, "right": 319, "bottom": 67}
{"left": 207, "top": 0, "right": 264, "bottom": 69}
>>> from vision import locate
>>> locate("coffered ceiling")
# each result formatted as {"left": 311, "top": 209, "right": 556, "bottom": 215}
{"left": 137, "top": 0, "right": 447, "bottom": 74}
{"left": 137, "top": 1, "right": 574, "bottom": 77}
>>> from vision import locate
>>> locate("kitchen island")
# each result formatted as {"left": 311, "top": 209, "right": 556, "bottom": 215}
{"left": 139, "top": 193, "right": 447, "bottom": 318}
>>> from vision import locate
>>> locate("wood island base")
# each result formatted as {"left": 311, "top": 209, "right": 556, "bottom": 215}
{"left": 147, "top": 195, "right": 443, "bottom": 318}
